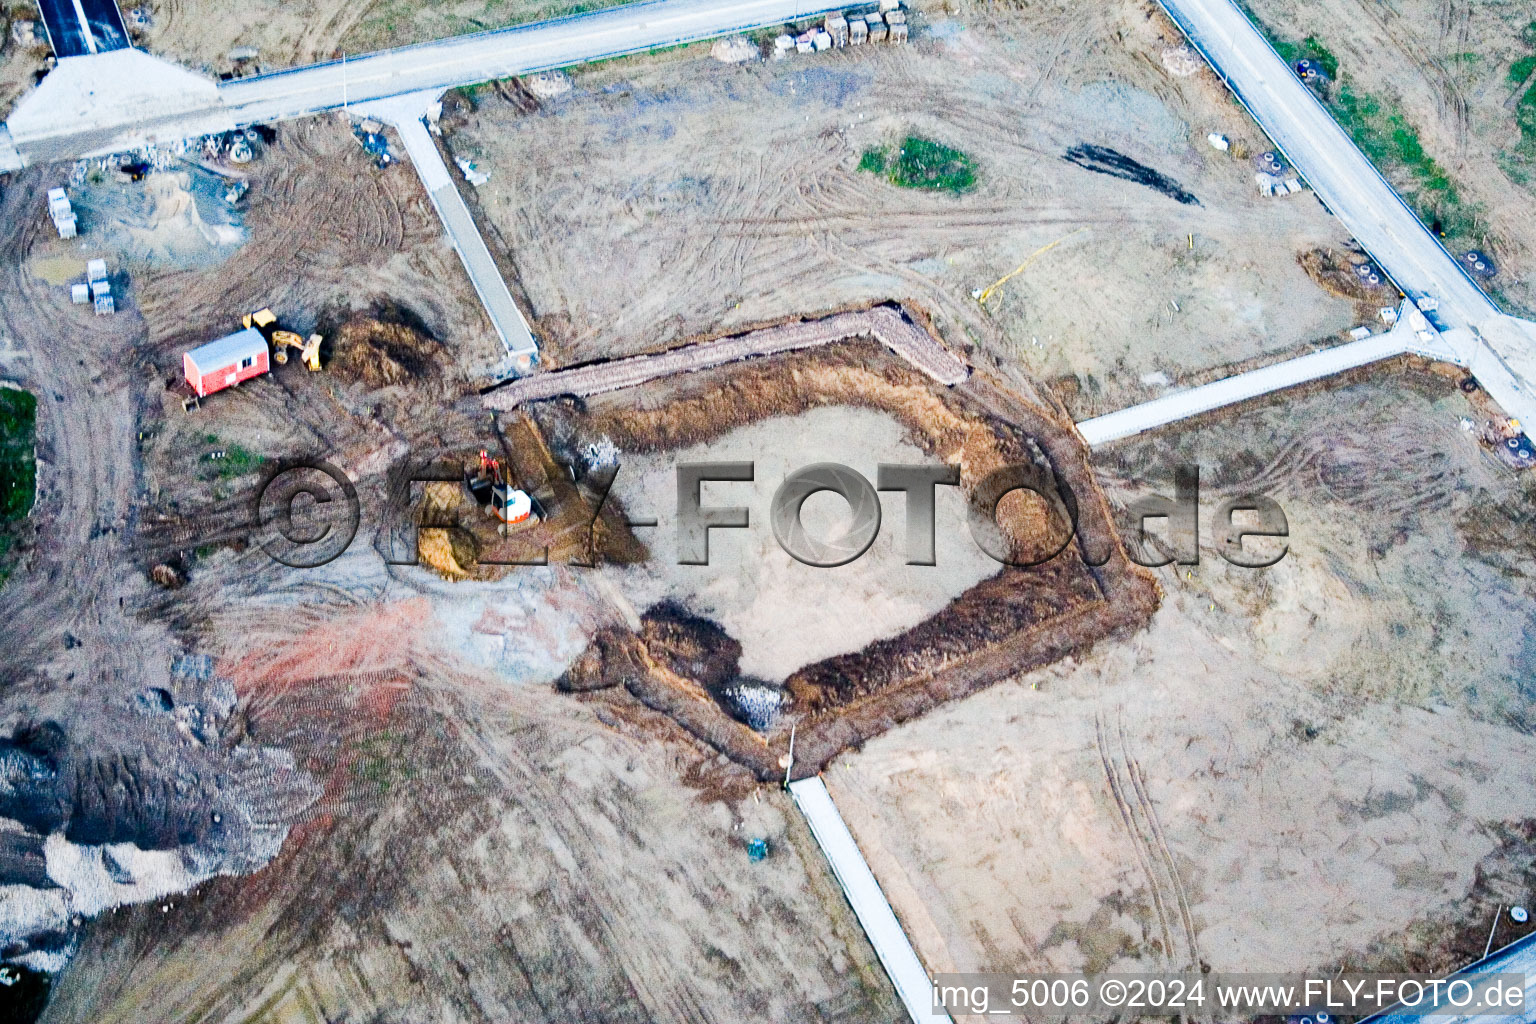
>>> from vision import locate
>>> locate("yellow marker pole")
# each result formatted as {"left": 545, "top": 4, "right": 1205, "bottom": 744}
{"left": 977, "top": 227, "right": 1088, "bottom": 305}
{"left": 1188, "top": 233, "right": 1194, "bottom": 249}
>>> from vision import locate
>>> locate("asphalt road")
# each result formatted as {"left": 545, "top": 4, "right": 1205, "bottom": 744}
{"left": 81, "top": 0, "right": 129, "bottom": 51}
{"left": 34, "top": 0, "right": 128, "bottom": 56}
{"left": 1156, "top": 0, "right": 1496, "bottom": 331}
{"left": 218, "top": 0, "right": 836, "bottom": 125}
{"left": 35, "top": 0, "right": 90, "bottom": 57}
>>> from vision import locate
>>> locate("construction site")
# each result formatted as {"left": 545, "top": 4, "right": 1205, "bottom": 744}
{"left": 440, "top": 4, "right": 1367, "bottom": 421}
{"left": 1238, "top": 0, "right": 1536, "bottom": 318}
{"left": 0, "top": 0, "right": 1535, "bottom": 1020}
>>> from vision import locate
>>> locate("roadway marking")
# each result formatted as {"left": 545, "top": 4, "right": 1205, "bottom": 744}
{"left": 68, "top": 0, "right": 98, "bottom": 54}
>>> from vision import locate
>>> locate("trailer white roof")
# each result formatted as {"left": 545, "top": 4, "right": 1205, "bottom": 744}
{"left": 186, "top": 327, "right": 266, "bottom": 370}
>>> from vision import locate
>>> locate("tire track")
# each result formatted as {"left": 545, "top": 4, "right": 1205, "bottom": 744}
{"left": 1119, "top": 717, "right": 1203, "bottom": 971}
{"left": 1095, "top": 711, "right": 1179, "bottom": 967}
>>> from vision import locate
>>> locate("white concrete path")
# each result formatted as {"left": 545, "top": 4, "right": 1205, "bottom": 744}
{"left": 1076, "top": 300, "right": 1454, "bottom": 447}
{"left": 356, "top": 92, "right": 539, "bottom": 365}
{"left": 789, "top": 777, "right": 952, "bottom": 1024}
{"left": 1059, "top": 0, "right": 1536, "bottom": 446}
{"left": 1078, "top": 335, "right": 1407, "bottom": 447}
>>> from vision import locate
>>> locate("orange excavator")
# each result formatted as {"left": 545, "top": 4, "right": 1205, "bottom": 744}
{"left": 243, "top": 308, "right": 322, "bottom": 372}
{"left": 463, "top": 450, "right": 537, "bottom": 535}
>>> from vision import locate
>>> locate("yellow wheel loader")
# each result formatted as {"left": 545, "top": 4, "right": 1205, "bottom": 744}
{"left": 242, "top": 308, "right": 323, "bottom": 372}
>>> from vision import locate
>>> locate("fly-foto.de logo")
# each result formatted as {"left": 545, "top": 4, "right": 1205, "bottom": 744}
{"left": 252, "top": 455, "right": 1287, "bottom": 571}
{"left": 666, "top": 461, "right": 1286, "bottom": 569}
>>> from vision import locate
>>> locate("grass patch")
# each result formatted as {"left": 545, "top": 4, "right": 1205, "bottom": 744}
{"left": 1240, "top": 6, "right": 1485, "bottom": 243}
{"left": 1330, "top": 82, "right": 1477, "bottom": 235}
{"left": 1509, "top": 54, "right": 1536, "bottom": 87}
{"left": 0, "top": 389, "right": 37, "bottom": 525}
{"left": 859, "top": 136, "right": 977, "bottom": 194}
{"left": 858, "top": 147, "right": 887, "bottom": 174}
{"left": 0, "top": 388, "right": 36, "bottom": 588}
{"left": 217, "top": 444, "right": 263, "bottom": 480}
{"left": 341, "top": 0, "right": 642, "bottom": 53}
{"left": 1518, "top": 85, "right": 1536, "bottom": 152}
{"left": 202, "top": 438, "right": 264, "bottom": 481}
{"left": 1270, "top": 34, "right": 1339, "bottom": 78}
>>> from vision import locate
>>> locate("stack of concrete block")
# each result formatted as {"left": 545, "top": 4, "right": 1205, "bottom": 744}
{"left": 87, "top": 259, "right": 114, "bottom": 316}
{"left": 825, "top": 13, "right": 849, "bottom": 45}
{"left": 849, "top": 17, "right": 868, "bottom": 44}
{"left": 48, "top": 188, "right": 77, "bottom": 239}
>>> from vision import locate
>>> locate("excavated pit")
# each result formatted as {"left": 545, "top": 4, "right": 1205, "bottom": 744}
{"left": 524, "top": 308, "right": 1160, "bottom": 780}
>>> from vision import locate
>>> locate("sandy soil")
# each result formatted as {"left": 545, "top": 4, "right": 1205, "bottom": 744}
{"left": 825, "top": 372, "right": 1536, "bottom": 992}
{"left": 0, "top": 139, "right": 904, "bottom": 1020}
{"left": 44, "top": 600, "right": 900, "bottom": 1024}
{"left": 0, "top": 8, "right": 47, "bottom": 120}
{"left": 1244, "top": 0, "right": 1536, "bottom": 316}
{"left": 448, "top": 0, "right": 1362, "bottom": 418}
{"left": 6, "top": 0, "right": 1534, "bottom": 1015}
{"left": 606, "top": 405, "right": 1001, "bottom": 680}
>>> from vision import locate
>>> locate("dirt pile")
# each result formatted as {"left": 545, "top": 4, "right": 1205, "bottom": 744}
{"left": 639, "top": 601, "right": 743, "bottom": 692}
{"left": 418, "top": 527, "right": 479, "bottom": 579}
{"left": 328, "top": 310, "right": 444, "bottom": 388}
{"left": 559, "top": 603, "right": 766, "bottom": 718}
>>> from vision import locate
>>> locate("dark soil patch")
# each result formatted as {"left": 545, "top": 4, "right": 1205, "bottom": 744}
{"left": 1063, "top": 144, "right": 1200, "bottom": 206}
{"left": 325, "top": 303, "right": 444, "bottom": 388}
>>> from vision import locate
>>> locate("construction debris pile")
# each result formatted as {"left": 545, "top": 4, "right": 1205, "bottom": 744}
{"left": 64, "top": 258, "right": 116, "bottom": 315}
{"left": 0, "top": 666, "right": 319, "bottom": 976}
{"left": 1294, "top": 247, "right": 1396, "bottom": 302}
{"left": 47, "top": 188, "right": 76, "bottom": 238}
{"left": 10, "top": 19, "right": 42, "bottom": 49}
{"left": 1253, "top": 149, "right": 1305, "bottom": 197}
{"left": 352, "top": 119, "right": 394, "bottom": 169}
{"left": 86, "top": 258, "right": 112, "bottom": 315}
{"left": 1461, "top": 413, "right": 1536, "bottom": 468}
{"left": 67, "top": 126, "right": 274, "bottom": 186}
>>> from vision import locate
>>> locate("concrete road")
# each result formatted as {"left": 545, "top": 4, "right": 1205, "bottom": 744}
{"left": 4, "top": 0, "right": 838, "bottom": 163}
{"left": 221, "top": 0, "right": 832, "bottom": 124}
{"left": 1156, "top": 0, "right": 1495, "bottom": 331}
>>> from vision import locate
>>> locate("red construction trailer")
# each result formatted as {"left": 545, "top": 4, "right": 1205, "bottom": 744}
{"left": 183, "top": 328, "right": 269, "bottom": 398}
